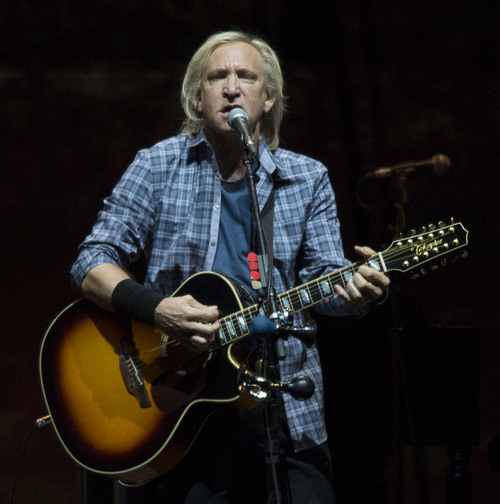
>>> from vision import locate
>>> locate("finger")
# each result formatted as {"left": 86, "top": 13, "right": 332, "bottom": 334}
{"left": 354, "top": 245, "right": 376, "bottom": 259}
{"left": 184, "top": 294, "right": 215, "bottom": 310}
{"left": 191, "top": 334, "right": 211, "bottom": 345}
{"left": 186, "top": 320, "right": 220, "bottom": 337}
{"left": 195, "top": 306, "right": 219, "bottom": 323}
{"left": 347, "top": 280, "right": 366, "bottom": 303}
{"left": 183, "top": 335, "right": 211, "bottom": 352}
{"left": 350, "top": 273, "right": 380, "bottom": 302}
{"left": 356, "top": 265, "right": 390, "bottom": 290}
{"left": 334, "top": 283, "right": 364, "bottom": 304}
{"left": 333, "top": 284, "right": 349, "bottom": 301}
{"left": 354, "top": 248, "right": 390, "bottom": 291}
{"left": 183, "top": 296, "right": 219, "bottom": 322}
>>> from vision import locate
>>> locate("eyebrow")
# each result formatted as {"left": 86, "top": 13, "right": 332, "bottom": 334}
{"left": 205, "top": 67, "right": 259, "bottom": 80}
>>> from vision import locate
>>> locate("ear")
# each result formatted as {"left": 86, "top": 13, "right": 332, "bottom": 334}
{"left": 263, "top": 93, "right": 275, "bottom": 113}
{"left": 195, "top": 93, "right": 203, "bottom": 113}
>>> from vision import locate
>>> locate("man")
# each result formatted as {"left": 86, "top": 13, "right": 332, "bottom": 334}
{"left": 71, "top": 31, "right": 389, "bottom": 503}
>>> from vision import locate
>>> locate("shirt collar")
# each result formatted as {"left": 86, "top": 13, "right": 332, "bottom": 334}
{"left": 186, "top": 129, "right": 280, "bottom": 178}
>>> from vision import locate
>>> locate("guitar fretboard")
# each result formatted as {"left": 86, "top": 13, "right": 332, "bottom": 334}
{"left": 214, "top": 257, "right": 385, "bottom": 349}
{"left": 278, "top": 256, "right": 385, "bottom": 313}
{"left": 212, "top": 220, "right": 468, "bottom": 351}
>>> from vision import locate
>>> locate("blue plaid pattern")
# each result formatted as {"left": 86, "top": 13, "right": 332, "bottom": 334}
{"left": 71, "top": 131, "right": 365, "bottom": 451}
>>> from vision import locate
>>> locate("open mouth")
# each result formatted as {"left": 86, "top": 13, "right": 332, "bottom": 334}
{"left": 220, "top": 105, "right": 243, "bottom": 114}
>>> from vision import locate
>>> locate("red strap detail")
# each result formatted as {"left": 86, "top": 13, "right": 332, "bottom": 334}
{"left": 250, "top": 271, "right": 261, "bottom": 280}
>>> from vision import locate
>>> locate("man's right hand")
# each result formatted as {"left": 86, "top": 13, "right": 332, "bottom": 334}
{"left": 154, "top": 295, "right": 220, "bottom": 351}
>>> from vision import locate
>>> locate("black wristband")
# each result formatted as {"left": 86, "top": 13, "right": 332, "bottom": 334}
{"left": 111, "top": 279, "right": 164, "bottom": 327}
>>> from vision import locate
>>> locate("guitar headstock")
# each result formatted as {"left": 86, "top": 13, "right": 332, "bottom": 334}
{"left": 383, "top": 219, "right": 469, "bottom": 274}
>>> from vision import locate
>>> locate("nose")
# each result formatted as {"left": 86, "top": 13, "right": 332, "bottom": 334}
{"left": 223, "top": 74, "right": 240, "bottom": 99}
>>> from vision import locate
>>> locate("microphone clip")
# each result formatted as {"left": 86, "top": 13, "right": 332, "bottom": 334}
{"left": 269, "top": 311, "right": 318, "bottom": 348}
{"left": 237, "top": 365, "right": 315, "bottom": 402}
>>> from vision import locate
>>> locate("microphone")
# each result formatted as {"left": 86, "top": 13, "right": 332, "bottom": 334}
{"left": 368, "top": 154, "right": 450, "bottom": 179}
{"left": 278, "top": 375, "right": 315, "bottom": 401}
{"left": 249, "top": 316, "right": 277, "bottom": 338}
{"left": 227, "top": 107, "right": 257, "bottom": 156}
{"left": 237, "top": 365, "right": 315, "bottom": 402}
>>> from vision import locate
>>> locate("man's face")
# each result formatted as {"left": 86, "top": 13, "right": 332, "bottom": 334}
{"left": 198, "top": 42, "right": 274, "bottom": 140}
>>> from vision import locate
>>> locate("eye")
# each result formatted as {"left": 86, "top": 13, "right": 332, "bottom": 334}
{"left": 238, "top": 71, "right": 258, "bottom": 82}
{"left": 207, "top": 70, "right": 227, "bottom": 82}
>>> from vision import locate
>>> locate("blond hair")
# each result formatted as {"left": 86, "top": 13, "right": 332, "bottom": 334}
{"left": 180, "top": 31, "right": 286, "bottom": 150}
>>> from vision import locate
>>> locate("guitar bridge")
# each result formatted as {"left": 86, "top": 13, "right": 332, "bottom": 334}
{"left": 119, "top": 353, "right": 152, "bottom": 408}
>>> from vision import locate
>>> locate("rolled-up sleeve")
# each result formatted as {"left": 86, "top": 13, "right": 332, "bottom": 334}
{"left": 70, "top": 150, "right": 155, "bottom": 290}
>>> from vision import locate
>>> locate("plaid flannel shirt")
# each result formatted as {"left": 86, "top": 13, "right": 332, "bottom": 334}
{"left": 71, "top": 131, "right": 365, "bottom": 451}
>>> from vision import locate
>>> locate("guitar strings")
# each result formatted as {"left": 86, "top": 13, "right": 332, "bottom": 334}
{"left": 134, "top": 227, "right": 463, "bottom": 377}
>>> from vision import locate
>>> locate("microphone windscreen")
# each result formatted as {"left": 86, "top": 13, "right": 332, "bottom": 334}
{"left": 432, "top": 154, "right": 451, "bottom": 175}
{"left": 227, "top": 107, "right": 248, "bottom": 128}
{"left": 249, "top": 316, "right": 277, "bottom": 338}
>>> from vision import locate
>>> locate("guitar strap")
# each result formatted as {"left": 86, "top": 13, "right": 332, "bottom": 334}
{"left": 261, "top": 186, "right": 275, "bottom": 258}
{"left": 251, "top": 186, "right": 275, "bottom": 293}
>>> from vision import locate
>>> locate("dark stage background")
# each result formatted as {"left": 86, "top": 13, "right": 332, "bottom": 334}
{"left": 2, "top": 1, "right": 499, "bottom": 503}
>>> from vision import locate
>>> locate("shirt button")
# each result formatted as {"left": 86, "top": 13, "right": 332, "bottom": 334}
{"left": 214, "top": 204, "right": 220, "bottom": 211}
{"left": 210, "top": 241, "right": 216, "bottom": 247}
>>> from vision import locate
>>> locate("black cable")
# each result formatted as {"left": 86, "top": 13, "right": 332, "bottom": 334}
{"left": 9, "top": 424, "right": 37, "bottom": 504}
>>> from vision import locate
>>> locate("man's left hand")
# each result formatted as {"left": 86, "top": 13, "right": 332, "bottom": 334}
{"left": 334, "top": 246, "right": 390, "bottom": 305}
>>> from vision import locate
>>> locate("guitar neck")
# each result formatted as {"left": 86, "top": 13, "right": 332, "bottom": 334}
{"left": 213, "top": 220, "right": 468, "bottom": 349}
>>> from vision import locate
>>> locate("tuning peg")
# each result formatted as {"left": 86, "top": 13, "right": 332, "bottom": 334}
{"left": 438, "top": 220, "right": 446, "bottom": 228}
{"left": 428, "top": 223, "right": 436, "bottom": 231}
{"left": 420, "top": 268, "right": 428, "bottom": 275}
{"left": 430, "top": 264, "right": 439, "bottom": 271}
{"left": 410, "top": 273, "right": 420, "bottom": 280}
{"left": 408, "top": 229, "right": 416, "bottom": 237}
{"left": 460, "top": 250, "right": 468, "bottom": 259}
{"left": 440, "top": 258, "right": 448, "bottom": 267}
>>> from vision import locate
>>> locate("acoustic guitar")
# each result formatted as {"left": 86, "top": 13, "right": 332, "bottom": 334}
{"left": 39, "top": 220, "right": 468, "bottom": 483}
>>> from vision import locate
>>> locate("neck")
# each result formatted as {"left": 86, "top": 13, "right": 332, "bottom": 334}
{"left": 204, "top": 128, "right": 258, "bottom": 181}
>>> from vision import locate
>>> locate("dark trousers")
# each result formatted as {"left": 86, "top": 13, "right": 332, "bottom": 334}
{"left": 118, "top": 405, "right": 335, "bottom": 504}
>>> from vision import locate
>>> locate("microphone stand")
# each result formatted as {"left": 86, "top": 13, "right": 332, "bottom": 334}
{"left": 242, "top": 148, "right": 291, "bottom": 504}
{"left": 386, "top": 171, "right": 418, "bottom": 504}
{"left": 387, "top": 171, "right": 408, "bottom": 504}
